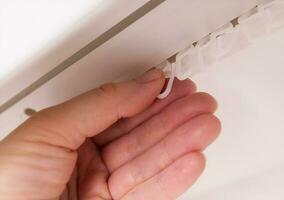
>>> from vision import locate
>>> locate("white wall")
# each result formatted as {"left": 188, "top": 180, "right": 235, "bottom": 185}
{"left": 181, "top": 28, "right": 284, "bottom": 200}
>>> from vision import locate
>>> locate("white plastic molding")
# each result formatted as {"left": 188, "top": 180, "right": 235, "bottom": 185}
{"left": 158, "top": 0, "right": 284, "bottom": 99}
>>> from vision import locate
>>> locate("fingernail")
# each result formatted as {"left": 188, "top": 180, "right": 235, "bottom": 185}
{"left": 136, "top": 68, "right": 163, "bottom": 83}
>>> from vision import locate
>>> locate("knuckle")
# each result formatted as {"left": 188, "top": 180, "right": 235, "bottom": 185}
{"left": 98, "top": 83, "right": 121, "bottom": 118}
{"left": 192, "top": 92, "right": 218, "bottom": 108}
{"left": 194, "top": 92, "right": 215, "bottom": 101}
{"left": 181, "top": 79, "right": 197, "bottom": 93}
{"left": 182, "top": 92, "right": 215, "bottom": 106}
{"left": 199, "top": 114, "right": 222, "bottom": 133}
{"left": 98, "top": 83, "right": 118, "bottom": 98}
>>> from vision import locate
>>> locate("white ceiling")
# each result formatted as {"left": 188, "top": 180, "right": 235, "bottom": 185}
{"left": 0, "top": 0, "right": 103, "bottom": 81}
{"left": 0, "top": 0, "right": 150, "bottom": 104}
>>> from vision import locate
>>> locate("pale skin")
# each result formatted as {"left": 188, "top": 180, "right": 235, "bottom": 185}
{"left": 0, "top": 69, "right": 221, "bottom": 200}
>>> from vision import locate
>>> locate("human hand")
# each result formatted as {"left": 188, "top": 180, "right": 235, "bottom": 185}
{"left": 0, "top": 69, "right": 220, "bottom": 200}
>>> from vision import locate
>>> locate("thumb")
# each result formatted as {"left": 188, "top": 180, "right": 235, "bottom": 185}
{"left": 7, "top": 68, "right": 165, "bottom": 150}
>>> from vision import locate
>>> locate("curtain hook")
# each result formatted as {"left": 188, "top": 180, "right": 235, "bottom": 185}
{"left": 158, "top": 62, "right": 176, "bottom": 99}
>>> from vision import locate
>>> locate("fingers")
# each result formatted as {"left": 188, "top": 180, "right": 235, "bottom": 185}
{"left": 119, "top": 152, "right": 205, "bottom": 200}
{"left": 102, "top": 93, "right": 217, "bottom": 172}
{"left": 7, "top": 69, "right": 165, "bottom": 150}
{"left": 94, "top": 79, "right": 196, "bottom": 146}
{"left": 77, "top": 140, "right": 111, "bottom": 200}
{"left": 0, "top": 69, "right": 164, "bottom": 199}
{"left": 108, "top": 114, "right": 221, "bottom": 199}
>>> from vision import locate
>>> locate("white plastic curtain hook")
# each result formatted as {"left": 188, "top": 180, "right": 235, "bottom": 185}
{"left": 175, "top": 45, "right": 203, "bottom": 79}
{"left": 211, "top": 22, "right": 239, "bottom": 58}
{"left": 156, "top": 0, "right": 284, "bottom": 100}
{"left": 238, "top": 5, "right": 272, "bottom": 43}
{"left": 261, "top": 0, "right": 284, "bottom": 30}
{"left": 158, "top": 62, "right": 176, "bottom": 99}
{"left": 196, "top": 35, "right": 216, "bottom": 68}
